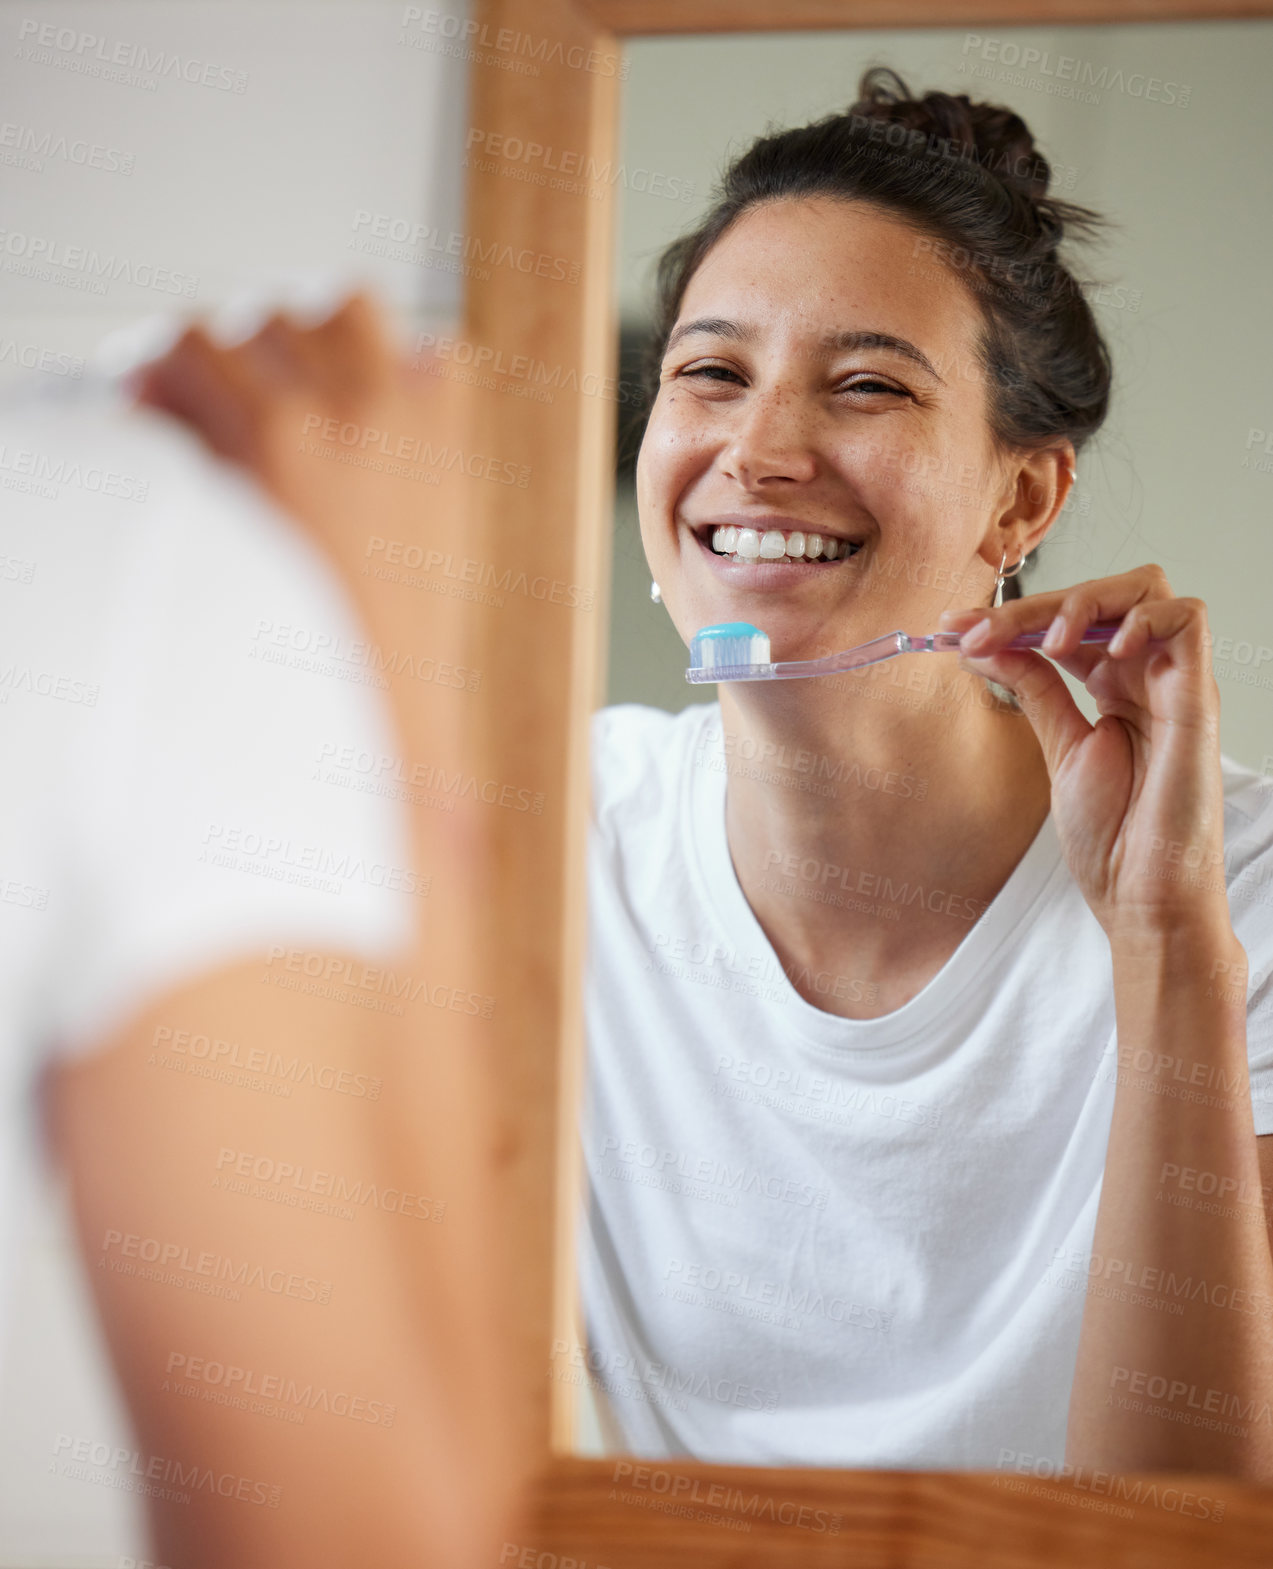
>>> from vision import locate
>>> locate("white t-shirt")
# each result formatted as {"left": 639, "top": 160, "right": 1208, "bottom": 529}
{"left": 580, "top": 700, "right": 1273, "bottom": 1469}
{"left": 0, "top": 392, "right": 416, "bottom": 1356}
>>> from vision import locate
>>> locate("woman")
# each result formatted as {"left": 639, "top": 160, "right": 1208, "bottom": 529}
{"left": 138, "top": 69, "right": 1273, "bottom": 1480}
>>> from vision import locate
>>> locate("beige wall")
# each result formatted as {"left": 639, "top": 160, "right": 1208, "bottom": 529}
{"left": 606, "top": 22, "right": 1273, "bottom": 772}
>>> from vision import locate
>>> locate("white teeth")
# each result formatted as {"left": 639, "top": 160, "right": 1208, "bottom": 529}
{"left": 705, "top": 524, "right": 862, "bottom": 563}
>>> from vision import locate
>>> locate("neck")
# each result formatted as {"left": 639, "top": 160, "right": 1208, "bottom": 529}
{"left": 715, "top": 655, "right": 1053, "bottom": 1014}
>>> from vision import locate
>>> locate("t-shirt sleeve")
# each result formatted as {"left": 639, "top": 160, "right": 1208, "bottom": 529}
{"left": 1221, "top": 767, "right": 1273, "bottom": 1135}
{"left": 1247, "top": 969, "right": 1273, "bottom": 1136}
{"left": 33, "top": 409, "right": 417, "bottom": 1063}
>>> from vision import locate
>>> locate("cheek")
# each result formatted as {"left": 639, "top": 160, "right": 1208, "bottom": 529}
{"left": 639, "top": 403, "right": 712, "bottom": 501}
{"left": 853, "top": 427, "right": 990, "bottom": 523}
{"left": 649, "top": 388, "right": 719, "bottom": 453}
{"left": 634, "top": 451, "right": 676, "bottom": 575}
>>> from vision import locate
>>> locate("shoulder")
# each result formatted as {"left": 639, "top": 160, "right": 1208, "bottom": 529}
{"left": 0, "top": 394, "right": 415, "bottom": 1058}
{"left": 0, "top": 392, "right": 350, "bottom": 633}
{"left": 22, "top": 393, "right": 405, "bottom": 783}
{"left": 589, "top": 701, "right": 718, "bottom": 832}
{"left": 3, "top": 394, "right": 383, "bottom": 720}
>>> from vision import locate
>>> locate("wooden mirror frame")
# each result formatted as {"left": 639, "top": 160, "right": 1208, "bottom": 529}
{"left": 455, "top": 1, "right": 1273, "bottom": 1560}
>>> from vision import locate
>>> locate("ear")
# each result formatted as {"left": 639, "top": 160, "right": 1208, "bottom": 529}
{"left": 981, "top": 444, "right": 1076, "bottom": 571}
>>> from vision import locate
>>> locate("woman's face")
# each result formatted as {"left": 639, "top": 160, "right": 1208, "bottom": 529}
{"left": 636, "top": 195, "right": 1035, "bottom": 662}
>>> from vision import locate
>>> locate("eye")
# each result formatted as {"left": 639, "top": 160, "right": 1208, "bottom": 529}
{"left": 676, "top": 361, "right": 745, "bottom": 385}
{"left": 840, "top": 376, "right": 912, "bottom": 399}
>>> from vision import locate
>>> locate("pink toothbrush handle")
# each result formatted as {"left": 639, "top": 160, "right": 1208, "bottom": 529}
{"left": 924, "top": 618, "right": 1129, "bottom": 653}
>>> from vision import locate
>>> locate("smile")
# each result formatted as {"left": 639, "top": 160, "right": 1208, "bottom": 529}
{"left": 689, "top": 520, "right": 866, "bottom": 573}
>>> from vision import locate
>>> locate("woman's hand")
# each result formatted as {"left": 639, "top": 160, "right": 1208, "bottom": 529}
{"left": 131, "top": 292, "right": 467, "bottom": 584}
{"left": 939, "top": 566, "right": 1230, "bottom": 946}
{"left": 130, "top": 288, "right": 488, "bottom": 853}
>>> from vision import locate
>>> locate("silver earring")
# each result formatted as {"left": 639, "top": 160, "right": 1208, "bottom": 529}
{"left": 650, "top": 580, "right": 662, "bottom": 604}
{"left": 992, "top": 550, "right": 1027, "bottom": 609}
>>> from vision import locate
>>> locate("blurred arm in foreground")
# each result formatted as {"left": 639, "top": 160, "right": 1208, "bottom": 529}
{"left": 39, "top": 295, "right": 527, "bottom": 1567}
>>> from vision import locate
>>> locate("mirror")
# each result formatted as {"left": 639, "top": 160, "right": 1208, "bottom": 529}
{"left": 5, "top": 2, "right": 1272, "bottom": 1557}
{"left": 572, "top": 17, "right": 1273, "bottom": 1498}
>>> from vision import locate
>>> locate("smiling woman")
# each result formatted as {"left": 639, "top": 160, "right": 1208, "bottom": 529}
{"left": 576, "top": 65, "right": 1273, "bottom": 1478}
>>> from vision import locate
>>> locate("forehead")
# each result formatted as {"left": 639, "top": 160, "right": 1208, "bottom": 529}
{"left": 677, "top": 196, "right": 980, "bottom": 355}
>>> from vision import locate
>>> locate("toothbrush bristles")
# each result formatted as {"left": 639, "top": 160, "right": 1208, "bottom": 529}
{"left": 688, "top": 623, "right": 772, "bottom": 673}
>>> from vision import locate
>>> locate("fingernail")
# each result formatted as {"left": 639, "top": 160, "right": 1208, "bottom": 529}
{"left": 960, "top": 617, "right": 993, "bottom": 650}
{"left": 939, "top": 608, "right": 983, "bottom": 629}
{"left": 1042, "top": 615, "right": 1066, "bottom": 653}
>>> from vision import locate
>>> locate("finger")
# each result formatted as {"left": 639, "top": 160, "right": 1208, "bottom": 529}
{"left": 1104, "top": 595, "right": 1210, "bottom": 669}
{"left": 1040, "top": 647, "right": 1107, "bottom": 687}
{"left": 958, "top": 564, "right": 1175, "bottom": 657}
{"left": 959, "top": 646, "right": 1093, "bottom": 780}
{"left": 939, "top": 604, "right": 1116, "bottom": 685}
{"left": 983, "top": 595, "right": 1215, "bottom": 729}
{"left": 305, "top": 291, "right": 400, "bottom": 403}
{"left": 134, "top": 325, "right": 270, "bottom": 468}
{"left": 236, "top": 313, "right": 330, "bottom": 395}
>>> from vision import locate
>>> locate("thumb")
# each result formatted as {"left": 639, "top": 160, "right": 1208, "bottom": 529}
{"left": 959, "top": 647, "right": 1092, "bottom": 779}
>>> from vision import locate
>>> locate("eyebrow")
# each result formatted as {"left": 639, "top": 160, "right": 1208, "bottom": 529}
{"left": 664, "top": 317, "right": 947, "bottom": 385}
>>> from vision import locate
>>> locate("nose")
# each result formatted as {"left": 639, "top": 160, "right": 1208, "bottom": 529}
{"left": 719, "top": 386, "right": 819, "bottom": 488}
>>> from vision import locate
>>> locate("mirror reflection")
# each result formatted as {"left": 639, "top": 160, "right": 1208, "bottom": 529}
{"left": 575, "top": 22, "right": 1273, "bottom": 1488}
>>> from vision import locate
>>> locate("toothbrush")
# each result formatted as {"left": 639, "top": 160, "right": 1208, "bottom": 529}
{"left": 687, "top": 619, "right": 1134, "bottom": 684}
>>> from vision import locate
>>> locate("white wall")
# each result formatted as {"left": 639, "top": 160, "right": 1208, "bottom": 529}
{"left": 0, "top": 0, "right": 468, "bottom": 392}
{"left": 607, "top": 22, "right": 1273, "bottom": 774}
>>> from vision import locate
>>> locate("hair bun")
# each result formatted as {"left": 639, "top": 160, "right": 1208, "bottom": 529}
{"left": 849, "top": 64, "right": 1052, "bottom": 204}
